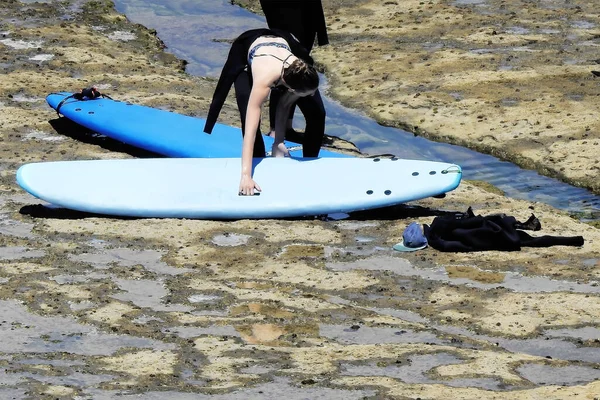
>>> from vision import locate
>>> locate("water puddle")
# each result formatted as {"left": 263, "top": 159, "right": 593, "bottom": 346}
{"left": 324, "top": 245, "right": 390, "bottom": 258}
{"left": 572, "top": 20, "right": 596, "bottom": 29}
{"left": 239, "top": 364, "right": 277, "bottom": 375}
{"left": 454, "top": 0, "right": 488, "bottom": 5}
{"left": 20, "top": 0, "right": 85, "bottom": 18}
{"left": 544, "top": 326, "right": 600, "bottom": 341}
{"left": 9, "top": 93, "right": 44, "bottom": 103}
{"left": 493, "top": 336, "right": 600, "bottom": 363}
{"left": 320, "top": 324, "right": 443, "bottom": 345}
{"left": 355, "top": 235, "right": 376, "bottom": 243}
{"left": 52, "top": 273, "right": 107, "bottom": 284}
{"left": 164, "top": 325, "right": 240, "bottom": 339}
{"left": 0, "top": 389, "right": 25, "bottom": 399}
{"left": 28, "top": 53, "right": 54, "bottom": 62}
{"left": 517, "top": 363, "right": 600, "bottom": 385}
{"left": 107, "top": 31, "right": 137, "bottom": 41}
{"left": 334, "top": 221, "right": 380, "bottom": 230}
{"left": 18, "top": 357, "right": 85, "bottom": 367}
{"left": 0, "top": 38, "right": 43, "bottom": 49}
{"left": 188, "top": 294, "right": 222, "bottom": 304}
{"left": 0, "top": 368, "right": 25, "bottom": 386}
{"left": 83, "top": 376, "right": 375, "bottom": 399}
{"left": 0, "top": 300, "right": 174, "bottom": 355}
{"left": 131, "top": 317, "right": 163, "bottom": 327}
{"left": 341, "top": 353, "right": 507, "bottom": 390}
{"left": 0, "top": 214, "right": 35, "bottom": 238}
{"left": 68, "top": 299, "right": 96, "bottom": 311}
{"left": 365, "top": 307, "right": 429, "bottom": 324}
{"left": 505, "top": 26, "right": 530, "bottom": 35}
{"left": 0, "top": 246, "right": 45, "bottom": 260}
{"left": 112, "top": 0, "right": 600, "bottom": 219}
{"left": 328, "top": 256, "right": 600, "bottom": 294}
{"left": 22, "top": 129, "right": 65, "bottom": 142}
{"left": 112, "top": 278, "right": 193, "bottom": 313}
{"left": 20, "top": 371, "right": 116, "bottom": 388}
{"left": 342, "top": 352, "right": 460, "bottom": 380}
{"left": 70, "top": 247, "right": 190, "bottom": 276}
{"left": 211, "top": 233, "right": 251, "bottom": 247}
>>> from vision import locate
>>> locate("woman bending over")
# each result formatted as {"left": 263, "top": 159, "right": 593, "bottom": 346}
{"left": 204, "top": 29, "right": 325, "bottom": 196}
{"left": 259, "top": 0, "right": 329, "bottom": 136}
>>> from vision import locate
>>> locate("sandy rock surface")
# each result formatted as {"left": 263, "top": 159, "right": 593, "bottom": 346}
{"left": 0, "top": 0, "right": 599, "bottom": 398}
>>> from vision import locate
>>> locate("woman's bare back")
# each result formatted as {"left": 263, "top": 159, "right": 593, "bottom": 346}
{"left": 247, "top": 36, "right": 298, "bottom": 88}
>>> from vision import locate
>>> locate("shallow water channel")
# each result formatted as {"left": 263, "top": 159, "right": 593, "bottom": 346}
{"left": 113, "top": 0, "right": 600, "bottom": 219}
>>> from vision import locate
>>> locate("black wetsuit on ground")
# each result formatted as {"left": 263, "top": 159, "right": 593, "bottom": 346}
{"left": 424, "top": 208, "right": 585, "bottom": 252}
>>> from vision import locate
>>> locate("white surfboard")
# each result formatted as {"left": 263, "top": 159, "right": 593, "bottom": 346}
{"left": 16, "top": 157, "right": 462, "bottom": 219}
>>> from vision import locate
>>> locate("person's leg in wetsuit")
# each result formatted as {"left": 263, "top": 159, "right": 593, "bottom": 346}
{"left": 295, "top": 89, "right": 325, "bottom": 157}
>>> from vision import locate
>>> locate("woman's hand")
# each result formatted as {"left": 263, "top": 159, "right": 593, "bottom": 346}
{"left": 239, "top": 174, "right": 261, "bottom": 196}
{"left": 272, "top": 142, "right": 290, "bottom": 158}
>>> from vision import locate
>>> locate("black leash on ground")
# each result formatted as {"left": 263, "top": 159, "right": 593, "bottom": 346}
{"left": 53, "top": 87, "right": 113, "bottom": 117}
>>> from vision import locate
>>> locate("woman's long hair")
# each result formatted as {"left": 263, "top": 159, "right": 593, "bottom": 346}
{"left": 282, "top": 59, "right": 319, "bottom": 92}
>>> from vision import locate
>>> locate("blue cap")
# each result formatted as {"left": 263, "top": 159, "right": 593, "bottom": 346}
{"left": 393, "top": 222, "right": 428, "bottom": 252}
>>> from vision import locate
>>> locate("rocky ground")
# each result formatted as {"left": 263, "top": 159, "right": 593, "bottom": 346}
{"left": 0, "top": 0, "right": 599, "bottom": 399}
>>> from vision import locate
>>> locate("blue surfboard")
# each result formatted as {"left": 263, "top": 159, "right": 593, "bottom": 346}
{"left": 47, "top": 92, "right": 349, "bottom": 158}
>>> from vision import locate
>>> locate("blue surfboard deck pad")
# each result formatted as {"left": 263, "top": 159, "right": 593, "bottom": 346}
{"left": 46, "top": 92, "right": 349, "bottom": 159}
{"left": 17, "top": 157, "right": 462, "bottom": 220}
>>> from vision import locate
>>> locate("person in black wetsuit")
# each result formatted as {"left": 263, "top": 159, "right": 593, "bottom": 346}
{"left": 259, "top": 0, "right": 329, "bottom": 137}
{"left": 203, "top": 29, "right": 325, "bottom": 196}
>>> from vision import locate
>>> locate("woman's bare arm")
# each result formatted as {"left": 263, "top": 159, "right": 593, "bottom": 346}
{"left": 239, "top": 82, "right": 271, "bottom": 195}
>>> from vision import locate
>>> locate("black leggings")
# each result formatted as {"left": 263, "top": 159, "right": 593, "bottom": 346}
{"left": 234, "top": 71, "right": 326, "bottom": 158}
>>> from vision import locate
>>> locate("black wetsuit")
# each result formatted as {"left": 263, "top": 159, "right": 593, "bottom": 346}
{"left": 259, "top": 0, "right": 329, "bottom": 142}
{"left": 203, "top": 28, "right": 325, "bottom": 158}
{"left": 424, "top": 208, "right": 585, "bottom": 252}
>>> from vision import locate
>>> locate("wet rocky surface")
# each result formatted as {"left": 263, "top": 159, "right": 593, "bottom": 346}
{"left": 0, "top": 0, "right": 599, "bottom": 398}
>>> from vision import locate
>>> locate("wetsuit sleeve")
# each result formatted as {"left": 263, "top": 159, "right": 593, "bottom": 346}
{"left": 203, "top": 64, "right": 232, "bottom": 134}
{"left": 204, "top": 39, "right": 246, "bottom": 134}
{"left": 204, "top": 29, "right": 273, "bottom": 134}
